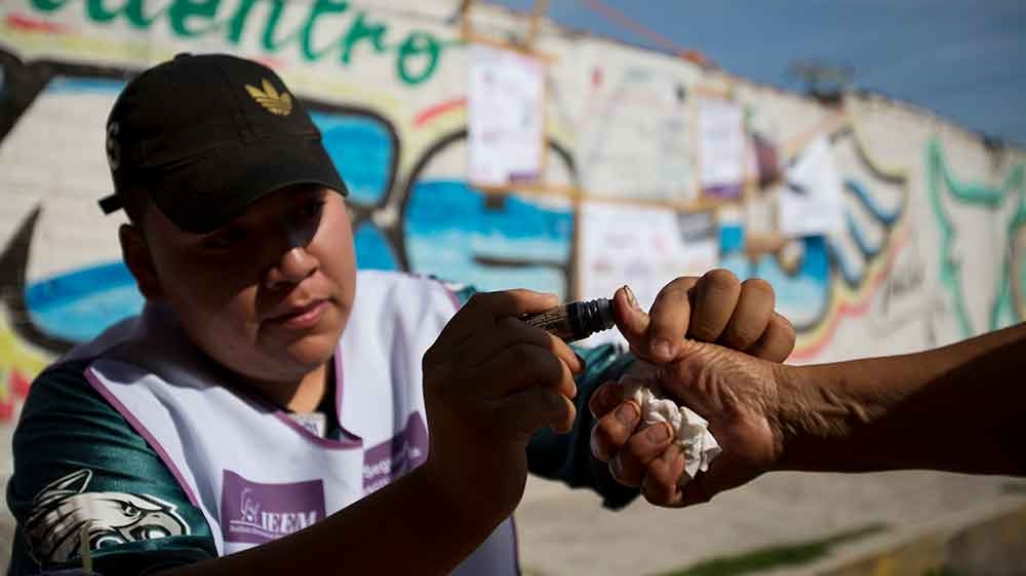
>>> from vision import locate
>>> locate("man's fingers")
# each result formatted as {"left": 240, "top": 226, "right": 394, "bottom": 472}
{"left": 466, "top": 343, "right": 577, "bottom": 400}
{"left": 464, "top": 289, "right": 561, "bottom": 320}
{"left": 644, "top": 277, "right": 699, "bottom": 362}
{"left": 680, "top": 469, "right": 717, "bottom": 507}
{"left": 433, "top": 289, "right": 560, "bottom": 352}
{"left": 612, "top": 285, "right": 649, "bottom": 346}
{"left": 587, "top": 382, "right": 623, "bottom": 419}
{"left": 689, "top": 269, "right": 742, "bottom": 343}
{"left": 496, "top": 386, "right": 577, "bottom": 437}
{"left": 459, "top": 317, "right": 585, "bottom": 375}
{"left": 589, "top": 401, "right": 640, "bottom": 462}
{"left": 720, "top": 278, "right": 775, "bottom": 351}
{"left": 745, "top": 312, "right": 796, "bottom": 362}
{"left": 609, "top": 423, "right": 675, "bottom": 487}
{"left": 641, "top": 445, "right": 686, "bottom": 507}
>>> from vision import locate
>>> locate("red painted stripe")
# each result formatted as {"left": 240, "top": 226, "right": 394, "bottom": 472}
{"left": 5, "top": 13, "right": 69, "bottom": 34}
{"left": 414, "top": 97, "right": 466, "bottom": 128}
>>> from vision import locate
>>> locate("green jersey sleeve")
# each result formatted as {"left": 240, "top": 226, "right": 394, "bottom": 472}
{"left": 6, "top": 359, "right": 217, "bottom": 575}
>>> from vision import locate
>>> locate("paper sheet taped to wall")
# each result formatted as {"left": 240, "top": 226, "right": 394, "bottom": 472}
{"left": 779, "top": 136, "right": 845, "bottom": 237}
{"left": 697, "top": 97, "right": 746, "bottom": 200}
{"left": 467, "top": 44, "right": 545, "bottom": 187}
{"left": 577, "top": 202, "right": 718, "bottom": 346}
{"left": 577, "top": 43, "right": 694, "bottom": 202}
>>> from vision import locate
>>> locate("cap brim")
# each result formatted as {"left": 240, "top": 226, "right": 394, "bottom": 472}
{"left": 152, "top": 137, "right": 348, "bottom": 234}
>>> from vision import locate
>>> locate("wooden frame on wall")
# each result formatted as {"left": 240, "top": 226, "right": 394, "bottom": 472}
{"left": 460, "top": 0, "right": 574, "bottom": 199}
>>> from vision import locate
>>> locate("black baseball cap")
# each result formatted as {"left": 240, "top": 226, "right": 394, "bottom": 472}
{"left": 99, "top": 53, "right": 347, "bottom": 234}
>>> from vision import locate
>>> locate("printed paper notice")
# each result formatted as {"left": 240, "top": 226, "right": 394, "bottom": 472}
{"left": 577, "top": 202, "right": 718, "bottom": 347}
{"left": 467, "top": 44, "right": 545, "bottom": 187}
{"left": 779, "top": 136, "right": 845, "bottom": 237}
{"left": 697, "top": 97, "right": 746, "bottom": 199}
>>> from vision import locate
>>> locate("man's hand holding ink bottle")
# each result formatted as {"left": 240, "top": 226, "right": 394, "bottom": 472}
{"left": 419, "top": 269, "right": 794, "bottom": 531}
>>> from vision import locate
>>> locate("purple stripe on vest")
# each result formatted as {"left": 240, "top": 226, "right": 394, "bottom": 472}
{"left": 443, "top": 284, "right": 462, "bottom": 311}
{"left": 84, "top": 367, "right": 203, "bottom": 509}
{"left": 271, "top": 411, "right": 363, "bottom": 450}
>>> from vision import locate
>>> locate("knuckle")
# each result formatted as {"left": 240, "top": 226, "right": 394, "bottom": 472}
{"left": 688, "top": 318, "right": 722, "bottom": 341}
{"left": 740, "top": 277, "right": 774, "bottom": 300}
{"left": 725, "top": 324, "right": 761, "bottom": 348}
{"left": 702, "top": 268, "right": 740, "bottom": 292}
{"left": 595, "top": 415, "right": 626, "bottom": 446}
{"left": 610, "top": 455, "right": 639, "bottom": 487}
{"left": 641, "top": 473, "right": 670, "bottom": 503}
{"left": 776, "top": 314, "right": 797, "bottom": 339}
{"left": 590, "top": 427, "right": 612, "bottom": 461}
{"left": 513, "top": 342, "right": 535, "bottom": 365}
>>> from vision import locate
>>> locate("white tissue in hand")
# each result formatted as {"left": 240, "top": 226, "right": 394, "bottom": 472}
{"left": 619, "top": 361, "right": 721, "bottom": 486}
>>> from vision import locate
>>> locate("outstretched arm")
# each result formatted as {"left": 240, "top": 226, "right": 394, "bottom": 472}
{"left": 591, "top": 321, "right": 1026, "bottom": 508}
{"left": 779, "top": 322, "right": 1026, "bottom": 475}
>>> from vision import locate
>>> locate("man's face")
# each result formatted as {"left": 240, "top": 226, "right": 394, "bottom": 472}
{"left": 141, "top": 185, "right": 356, "bottom": 385}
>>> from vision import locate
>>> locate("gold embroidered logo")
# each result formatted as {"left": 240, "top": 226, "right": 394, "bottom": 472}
{"left": 245, "top": 78, "right": 292, "bottom": 116}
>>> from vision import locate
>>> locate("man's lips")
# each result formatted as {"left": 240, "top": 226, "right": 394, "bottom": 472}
{"left": 265, "top": 300, "right": 329, "bottom": 329}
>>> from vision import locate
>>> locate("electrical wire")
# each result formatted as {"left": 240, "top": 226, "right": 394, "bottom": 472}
{"left": 568, "top": 0, "right": 708, "bottom": 63}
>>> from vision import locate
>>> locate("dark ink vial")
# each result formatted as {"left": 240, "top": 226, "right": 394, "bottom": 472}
{"left": 521, "top": 298, "right": 615, "bottom": 342}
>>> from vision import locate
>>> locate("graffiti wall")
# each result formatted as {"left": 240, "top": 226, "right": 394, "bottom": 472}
{"left": 1, "top": 0, "right": 1025, "bottom": 445}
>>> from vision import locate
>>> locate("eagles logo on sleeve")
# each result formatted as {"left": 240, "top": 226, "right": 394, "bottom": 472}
{"left": 25, "top": 469, "right": 191, "bottom": 564}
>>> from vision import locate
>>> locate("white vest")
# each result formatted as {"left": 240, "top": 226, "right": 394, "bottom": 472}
{"left": 72, "top": 271, "right": 518, "bottom": 575}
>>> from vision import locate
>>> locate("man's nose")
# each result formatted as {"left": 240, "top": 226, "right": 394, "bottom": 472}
{"left": 263, "top": 223, "right": 319, "bottom": 289}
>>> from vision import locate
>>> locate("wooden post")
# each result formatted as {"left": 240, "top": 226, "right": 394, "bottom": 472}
{"left": 525, "top": 0, "right": 549, "bottom": 47}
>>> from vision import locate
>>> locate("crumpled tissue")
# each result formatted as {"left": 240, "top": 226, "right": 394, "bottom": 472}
{"left": 619, "top": 360, "right": 721, "bottom": 486}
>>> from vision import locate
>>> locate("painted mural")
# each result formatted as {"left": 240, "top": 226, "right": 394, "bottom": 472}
{"left": 2, "top": 0, "right": 1025, "bottom": 424}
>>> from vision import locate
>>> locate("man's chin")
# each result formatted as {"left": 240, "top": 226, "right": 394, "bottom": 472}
{"left": 280, "top": 330, "right": 340, "bottom": 368}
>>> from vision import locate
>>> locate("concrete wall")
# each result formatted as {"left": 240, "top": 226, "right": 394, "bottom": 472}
{"left": 1, "top": 0, "right": 1025, "bottom": 475}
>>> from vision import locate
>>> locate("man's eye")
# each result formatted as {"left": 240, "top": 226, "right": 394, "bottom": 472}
{"left": 297, "top": 199, "right": 325, "bottom": 219}
{"left": 202, "top": 228, "right": 246, "bottom": 248}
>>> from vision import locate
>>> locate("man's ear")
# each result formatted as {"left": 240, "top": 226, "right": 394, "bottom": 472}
{"left": 119, "top": 223, "right": 164, "bottom": 300}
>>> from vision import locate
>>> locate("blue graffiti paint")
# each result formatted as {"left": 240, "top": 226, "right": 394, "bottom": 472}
{"left": 47, "top": 77, "right": 126, "bottom": 94}
{"left": 718, "top": 222, "right": 745, "bottom": 253}
{"left": 24, "top": 261, "right": 144, "bottom": 343}
{"left": 354, "top": 221, "right": 399, "bottom": 270}
{"left": 845, "top": 181, "right": 901, "bottom": 227}
{"left": 310, "top": 112, "right": 392, "bottom": 206}
{"left": 720, "top": 168, "right": 904, "bottom": 331}
{"left": 721, "top": 236, "right": 831, "bottom": 330}
{"left": 405, "top": 181, "right": 572, "bottom": 298}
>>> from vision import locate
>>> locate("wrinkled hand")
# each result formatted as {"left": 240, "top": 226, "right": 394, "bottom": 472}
{"left": 421, "top": 290, "right": 583, "bottom": 521}
{"left": 589, "top": 269, "right": 795, "bottom": 507}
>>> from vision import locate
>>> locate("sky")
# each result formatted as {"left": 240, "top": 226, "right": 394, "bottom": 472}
{"left": 489, "top": 0, "right": 1026, "bottom": 147}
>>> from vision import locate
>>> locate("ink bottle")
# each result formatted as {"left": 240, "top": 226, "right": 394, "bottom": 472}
{"left": 521, "top": 298, "right": 615, "bottom": 342}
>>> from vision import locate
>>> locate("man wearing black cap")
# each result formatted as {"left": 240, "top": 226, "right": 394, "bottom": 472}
{"left": 5, "top": 54, "right": 794, "bottom": 575}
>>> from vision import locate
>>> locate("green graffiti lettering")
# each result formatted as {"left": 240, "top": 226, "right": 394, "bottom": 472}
{"left": 927, "top": 139, "right": 1026, "bottom": 337}
{"left": 259, "top": 0, "right": 299, "bottom": 52}
{"left": 300, "top": 0, "right": 349, "bottom": 60}
{"left": 29, "top": 0, "right": 72, "bottom": 11}
{"left": 338, "top": 12, "right": 386, "bottom": 64}
{"left": 86, "top": 0, "right": 161, "bottom": 28}
{"left": 396, "top": 31, "right": 441, "bottom": 86}
{"left": 225, "top": 0, "right": 257, "bottom": 44}
{"left": 28, "top": 0, "right": 451, "bottom": 85}
{"left": 226, "top": 0, "right": 294, "bottom": 49}
{"left": 168, "top": 0, "right": 222, "bottom": 37}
